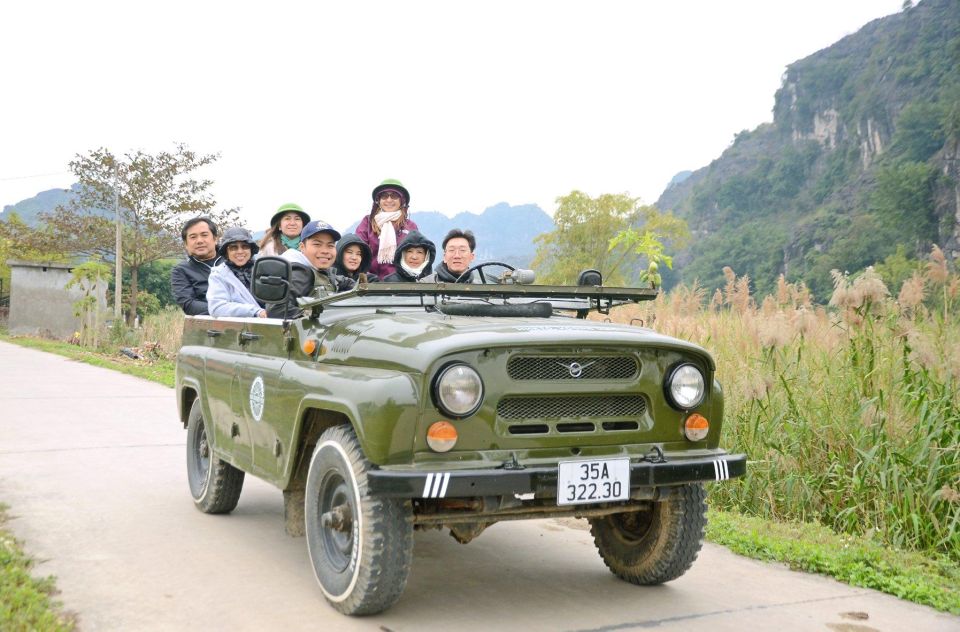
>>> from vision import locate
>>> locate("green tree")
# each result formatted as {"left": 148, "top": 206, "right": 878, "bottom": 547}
{"left": 35, "top": 144, "right": 239, "bottom": 324}
{"left": 532, "top": 191, "right": 688, "bottom": 285}
{"left": 66, "top": 260, "right": 111, "bottom": 347}
{"left": 0, "top": 211, "right": 68, "bottom": 296}
{"left": 870, "top": 160, "right": 939, "bottom": 247}
{"left": 872, "top": 245, "right": 923, "bottom": 295}
{"left": 890, "top": 101, "right": 947, "bottom": 162}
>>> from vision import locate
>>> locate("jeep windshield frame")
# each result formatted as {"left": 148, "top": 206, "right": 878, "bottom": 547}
{"left": 295, "top": 282, "right": 658, "bottom": 315}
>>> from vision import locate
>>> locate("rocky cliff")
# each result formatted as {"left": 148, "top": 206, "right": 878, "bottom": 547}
{"left": 657, "top": 0, "right": 960, "bottom": 298}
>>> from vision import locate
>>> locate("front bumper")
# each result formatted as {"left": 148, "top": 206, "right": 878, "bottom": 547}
{"left": 367, "top": 452, "right": 746, "bottom": 499}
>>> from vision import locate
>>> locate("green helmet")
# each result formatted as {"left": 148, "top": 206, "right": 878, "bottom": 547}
{"left": 372, "top": 179, "right": 410, "bottom": 207}
{"left": 270, "top": 203, "right": 310, "bottom": 228}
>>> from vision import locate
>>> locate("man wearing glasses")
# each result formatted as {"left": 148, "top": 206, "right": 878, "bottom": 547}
{"left": 420, "top": 229, "right": 479, "bottom": 283}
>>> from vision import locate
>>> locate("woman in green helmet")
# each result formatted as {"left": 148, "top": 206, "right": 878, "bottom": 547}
{"left": 259, "top": 203, "right": 311, "bottom": 256}
{"left": 355, "top": 179, "right": 419, "bottom": 279}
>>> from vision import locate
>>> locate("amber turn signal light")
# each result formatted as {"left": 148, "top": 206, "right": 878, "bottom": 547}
{"left": 302, "top": 339, "right": 318, "bottom": 356}
{"left": 427, "top": 421, "right": 458, "bottom": 452}
{"left": 684, "top": 413, "right": 709, "bottom": 441}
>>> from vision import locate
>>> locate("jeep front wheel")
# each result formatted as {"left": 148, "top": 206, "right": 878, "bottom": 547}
{"left": 305, "top": 425, "right": 413, "bottom": 615}
{"left": 186, "top": 399, "right": 245, "bottom": 513}
{"left": 589, "top": 482, "right": 707, "bottom": 584}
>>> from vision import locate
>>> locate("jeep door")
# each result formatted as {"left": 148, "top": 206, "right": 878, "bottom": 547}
{"left": 232, "top": 318, "right": 290, "bottom": 480}
{"left": 200, "top": 317, "right": 255, "bottom": 471}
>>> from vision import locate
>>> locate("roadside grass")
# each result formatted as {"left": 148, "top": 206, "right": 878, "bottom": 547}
{"left": 0, "top": 332, "right": 175, "bottom": 388}
{"left": 707, "top": 509, "right": 960, "bottom": 615}
{"left": 0, "top": 505, "right": 76, "bottom": 631}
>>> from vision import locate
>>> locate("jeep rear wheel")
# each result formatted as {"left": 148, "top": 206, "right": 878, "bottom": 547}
{"left": 186, "top": 399, "right": 245, "bottom": 514}
{"left": 305, "top": 425, "right": 413, "bottom": 615}
{"left": 589, "top": 483, "right": 707, "bottom": 584}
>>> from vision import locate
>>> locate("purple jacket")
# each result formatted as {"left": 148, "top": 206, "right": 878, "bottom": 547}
{"left": 355, "top": 215, "right": 419, "bottom": 279}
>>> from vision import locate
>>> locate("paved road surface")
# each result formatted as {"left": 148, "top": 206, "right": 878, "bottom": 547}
{"left": 0, "top": 341, "right": 956, "bottom": 632}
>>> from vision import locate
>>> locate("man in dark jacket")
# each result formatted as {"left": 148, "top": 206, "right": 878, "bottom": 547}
{"left": 171, "top": 217, "right": 222, "bottom": 315}
{"left": 382, "top": 231, "right": 435, "bottom": 282}
{"left": 420, "top": 229, "right": 478, "bottom": 283}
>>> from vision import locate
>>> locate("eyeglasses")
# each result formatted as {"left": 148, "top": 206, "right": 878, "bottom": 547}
{"left": 445, "top": 246, "right": 471, "bottom": 254}
{"left": 379, "top": 191, "right": 402, "bottom": 200}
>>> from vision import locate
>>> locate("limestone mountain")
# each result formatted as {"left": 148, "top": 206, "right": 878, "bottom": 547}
{"left": 0, "top": 185, "right": 80, "bottom": 225}
{"left": 656, "top": 0, "right": 960, "bottom": 299}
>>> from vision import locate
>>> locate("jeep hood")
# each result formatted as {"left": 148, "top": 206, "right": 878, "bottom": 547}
{"left": 314, "top": 311, "right": 713, "bottom": 373}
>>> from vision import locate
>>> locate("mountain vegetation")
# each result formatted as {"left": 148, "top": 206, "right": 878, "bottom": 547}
{"left": 656, "top": 0, "right": 960, "bottom": 300}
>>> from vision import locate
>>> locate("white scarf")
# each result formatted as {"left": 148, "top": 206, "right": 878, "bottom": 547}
{"left": 374, "top": 211, "right": 402, "bottom": 263}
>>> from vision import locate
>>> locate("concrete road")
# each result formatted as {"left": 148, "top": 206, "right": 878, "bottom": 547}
{"left": 0, "top": 340, "right": 956, "bottom": 632}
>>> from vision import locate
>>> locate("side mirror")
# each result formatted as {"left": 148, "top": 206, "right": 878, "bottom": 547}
{"left": 577, "top": 269, "right": 602, "bottom": 286}
{"left": 253, "top": 256, "right": 292, "bottom": 304}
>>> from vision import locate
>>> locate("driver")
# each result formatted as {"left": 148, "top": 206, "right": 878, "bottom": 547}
{"left": 420, "top": 229, "right": 479, "bottom": 283}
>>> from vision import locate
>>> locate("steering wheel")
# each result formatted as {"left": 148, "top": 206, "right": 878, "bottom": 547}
{"left": 454, "top": 261, "right": 516, "bottom": 284}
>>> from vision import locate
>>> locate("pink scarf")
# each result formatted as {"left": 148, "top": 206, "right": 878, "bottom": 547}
{"left": 374, "top": 210, "right": 402, "bottom": 263}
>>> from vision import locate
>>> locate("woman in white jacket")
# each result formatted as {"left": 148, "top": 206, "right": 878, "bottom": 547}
{"left": 206, "top": 227, "right": 267, "bottom": 318}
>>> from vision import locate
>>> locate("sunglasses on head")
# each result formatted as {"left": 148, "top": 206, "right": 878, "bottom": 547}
{"left": 379, "top": 191, "right": 402, "bottom": 201}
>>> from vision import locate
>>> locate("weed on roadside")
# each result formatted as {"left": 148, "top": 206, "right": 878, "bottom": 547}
{"left": 0, "top": 505, "right": 76, "bottom": 631}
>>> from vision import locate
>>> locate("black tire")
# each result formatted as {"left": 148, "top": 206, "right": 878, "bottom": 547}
{"left": 589, "top": 483, "right": 707, "bottom": 585}
{"left": 305, "top": 425, "right": 413, "bottom": 615}
{"left": 186, "top": 399, "right": 245, "bottom": 514}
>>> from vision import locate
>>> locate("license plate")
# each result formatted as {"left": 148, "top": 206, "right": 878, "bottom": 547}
{"left": 557, "top": 458, "right": 630, "bottom": 506}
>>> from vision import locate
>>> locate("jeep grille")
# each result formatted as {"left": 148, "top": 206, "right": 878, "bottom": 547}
{"left": 506, "top": 355, "right": 639, "bottom": 380}
{"left": 496, "top": 395, "right": 647, "bottom": 420}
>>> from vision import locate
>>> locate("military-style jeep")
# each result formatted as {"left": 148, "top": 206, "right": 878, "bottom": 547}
{"left": 175, "top": 259, "right": 746, "bottom": 615}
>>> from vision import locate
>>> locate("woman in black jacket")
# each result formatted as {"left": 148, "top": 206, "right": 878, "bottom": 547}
{"left": 334, "top": 233, "right": 378, "bottom": 283}
{"left": 382, "top": 231, "right": 436, "bottom": 282}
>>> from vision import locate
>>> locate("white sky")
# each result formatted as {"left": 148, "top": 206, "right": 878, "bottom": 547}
{"left": 0, "top": 0, "right": 905, "bottom": 233}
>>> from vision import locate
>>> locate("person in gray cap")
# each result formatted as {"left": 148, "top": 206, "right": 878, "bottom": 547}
{"left": 207, "top": 227, "right": 267, "bottom": 318}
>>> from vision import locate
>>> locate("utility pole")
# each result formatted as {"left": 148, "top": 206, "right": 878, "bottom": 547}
{"left": 114, "top": 161, "right": 122, "bottom": 321}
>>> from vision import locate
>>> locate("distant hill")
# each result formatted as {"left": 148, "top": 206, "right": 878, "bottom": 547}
{"left": 656, "top": 0, "right": 960, "bottom": 299}
{"left": 3, "top": 188, "right": 554, "bottom": 268}
{"left": 0, "top": 185, "right": 78, "bottom": 225}
{"left": 349, "top": 202, "right": 554, "bottom": 268}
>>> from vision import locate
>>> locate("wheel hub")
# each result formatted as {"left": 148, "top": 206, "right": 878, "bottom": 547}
{"left": 321, "top": 503, "right": 353, "bottom": 532}
{"left": 318, "top": 472, "right": 356, "bottom": 572}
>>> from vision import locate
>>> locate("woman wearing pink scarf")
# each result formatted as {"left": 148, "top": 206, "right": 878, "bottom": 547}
{"left": 355, "top": 179, "right": 419, "bottom": 279}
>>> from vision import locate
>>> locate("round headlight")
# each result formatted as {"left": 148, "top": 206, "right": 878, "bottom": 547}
{"left": 666, "top": 364, "right": 705, "bottom": 410}
{"left": 433, "top": 364, "right": 484, "bottom": 418}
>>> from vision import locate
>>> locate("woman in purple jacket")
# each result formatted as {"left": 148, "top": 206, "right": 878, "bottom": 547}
{"left": 355, "top": 179, "right": 418, "bottom": 279}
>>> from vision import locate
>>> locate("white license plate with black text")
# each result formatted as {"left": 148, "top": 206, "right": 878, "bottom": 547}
{"left": 557, "top": 458, "right": 630, "bottom": 506}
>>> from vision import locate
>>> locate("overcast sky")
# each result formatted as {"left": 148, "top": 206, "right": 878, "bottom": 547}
{"left": 1, "top": 0, "right": 905, "bottom": 233}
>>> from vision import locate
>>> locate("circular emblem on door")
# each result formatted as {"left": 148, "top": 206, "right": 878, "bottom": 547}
{"left": 249, "top": 375, "right": 265, "bottom": 422}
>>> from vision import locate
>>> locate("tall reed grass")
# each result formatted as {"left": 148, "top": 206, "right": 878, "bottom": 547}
{"left": 610, "top": 247, "right": 959, "bottom": 560}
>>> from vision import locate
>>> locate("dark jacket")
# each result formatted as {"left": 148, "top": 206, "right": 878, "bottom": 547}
{"left": 334, "top": 233, "right": 379, "bottom": 283}
{"left": 382, "top": 231, "right": 436, "bottom": 282}
{"left": 171, "top": 255, "right": 223, "bottom": 315}
{"left": 420, "top": 262, "right": 478, "bottom": 284}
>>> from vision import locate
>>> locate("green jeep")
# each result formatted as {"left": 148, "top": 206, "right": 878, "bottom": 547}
{"left": 174, "top": 259, "right": 746, "bottom": 615}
